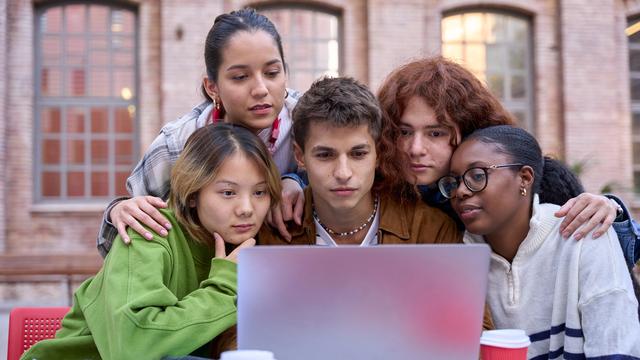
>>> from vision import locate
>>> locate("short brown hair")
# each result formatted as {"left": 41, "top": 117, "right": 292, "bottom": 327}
{"left": 169, "top": 123, "right": 282, "bottom": 246}
{"left": 292, "top": 76, "right": 382, "bottom": 150}
{"left": 377, "top": 56, "right": 516, "bottom": 198}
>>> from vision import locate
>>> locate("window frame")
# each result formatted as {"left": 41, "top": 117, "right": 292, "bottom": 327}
{"left": 253, "top": 2, "right": 343, "bottom": 92}
{"left": 441, "top": 8, "right": 535, "bottom": 132}
{"left": 33, "top": 2, "right": 140, "bottom": 204}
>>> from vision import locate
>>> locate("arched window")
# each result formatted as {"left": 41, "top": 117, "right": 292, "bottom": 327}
{"left": 257, "top": 5, "right": 340, "bottom": 92}
{"left": 35, "top": 3, "right": 138, "bottom": 202}
{"left": 627, "top": 17, "right": 640, "bottom": 193}
{"left": 441, "top": 10, "right": 533, "bottom": 130}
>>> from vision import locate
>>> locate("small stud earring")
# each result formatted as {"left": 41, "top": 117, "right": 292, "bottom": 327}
{"left": 520, "top": 187, "right": 527, "bottom": 197}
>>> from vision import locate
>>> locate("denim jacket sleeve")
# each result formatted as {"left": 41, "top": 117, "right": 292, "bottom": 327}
{"left": 606, "top": 194, "right": 640, "bottom": 268}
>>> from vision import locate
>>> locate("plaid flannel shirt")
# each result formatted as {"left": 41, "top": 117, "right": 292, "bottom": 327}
{"left": 97, "top": 89, "right": 301, "bottom": 257}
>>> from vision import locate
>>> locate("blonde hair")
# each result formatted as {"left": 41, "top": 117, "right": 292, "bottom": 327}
{"left": 169, "top": 123, "right": 282, "bottom": 246}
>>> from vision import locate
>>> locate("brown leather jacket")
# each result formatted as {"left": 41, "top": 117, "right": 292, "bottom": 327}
{"left": 257, "top": 187, "right": 494, "bottom": 330}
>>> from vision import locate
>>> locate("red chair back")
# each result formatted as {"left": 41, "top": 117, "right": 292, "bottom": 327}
{"left": 7, "top": 306, "right": 70, "bottom": 360}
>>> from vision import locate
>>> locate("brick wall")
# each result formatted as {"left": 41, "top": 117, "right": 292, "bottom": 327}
{"left": 561, "top": 0, "right": 633, "bottom": 200}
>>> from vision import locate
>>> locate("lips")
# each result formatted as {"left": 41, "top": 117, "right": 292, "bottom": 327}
{"left": 249, "top": 104, "right": 272, "bottom": 115}
{"left": 410, "top": 163, "right": 430, "bottom": 172}
{"left": 330, "top": 187, "right": 357, "bottom": 197}
{"left": 232, "top": 224, "right": 254, "bottom": 233}
{"left": 455, "top": 203, "right": 482, "bottom": 221}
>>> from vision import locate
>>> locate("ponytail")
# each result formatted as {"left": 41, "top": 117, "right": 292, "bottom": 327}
{"left": 538, "top": 156, "right": 584, "bottom": 206}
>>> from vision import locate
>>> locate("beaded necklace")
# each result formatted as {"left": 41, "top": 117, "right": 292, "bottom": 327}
{"left": 313, "top": 197, "right": 379, "bottom": 237}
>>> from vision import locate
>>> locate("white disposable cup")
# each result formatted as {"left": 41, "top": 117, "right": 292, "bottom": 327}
{"left": 220, "top": 350, "right": 276, "bottom": 360}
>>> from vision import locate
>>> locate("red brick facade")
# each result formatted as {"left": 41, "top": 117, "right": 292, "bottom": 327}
{"left": 0, "top": 0, "right": 638, "bottom": 334}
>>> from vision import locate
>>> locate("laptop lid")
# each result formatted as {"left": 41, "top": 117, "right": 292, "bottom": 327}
{"left": 237, "top": 244, "right": 490, "bottom": 360}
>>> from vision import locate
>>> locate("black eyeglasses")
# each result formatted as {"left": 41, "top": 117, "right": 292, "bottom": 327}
{"left": 437, "top": 163, "right": 524, "bottom": 199}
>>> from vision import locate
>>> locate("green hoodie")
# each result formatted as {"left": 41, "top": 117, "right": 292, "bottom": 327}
{"left": 21, "top": 209, "right": 237, "bottom": 360}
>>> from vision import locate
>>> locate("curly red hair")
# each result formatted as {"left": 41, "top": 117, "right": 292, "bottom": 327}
{"left": 376, "top": 56, "right": 516, "bottom": 201}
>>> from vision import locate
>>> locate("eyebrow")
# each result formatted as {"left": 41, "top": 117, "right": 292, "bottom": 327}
{"left": 214, "top": 180, "right": 267, "bottom": 186}
{"left": 399, "top": 122, "right": 446, "bottom": 129}
{"left": 225, "top": 59, "right": 282, "bottom": 72}
{"left": 311, "top": 144, "right": 371, "bottom": 152}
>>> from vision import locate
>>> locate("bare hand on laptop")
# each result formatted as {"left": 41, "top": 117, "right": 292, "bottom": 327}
{"left": 214, "top": 233, "right": 256, "bottom": 263}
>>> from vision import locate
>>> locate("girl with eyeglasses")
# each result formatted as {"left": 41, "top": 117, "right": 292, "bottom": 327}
{"left": 443, "top": 125, "right": 640, "bottom": 358}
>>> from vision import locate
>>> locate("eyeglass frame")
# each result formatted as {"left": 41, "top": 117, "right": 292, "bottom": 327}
{"left": 437, "top": 163, "right": 525, "bottom": 199}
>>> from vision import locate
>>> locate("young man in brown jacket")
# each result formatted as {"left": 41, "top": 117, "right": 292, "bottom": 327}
{"left": 257, "top": 77, "right": 492, "bottom": 329}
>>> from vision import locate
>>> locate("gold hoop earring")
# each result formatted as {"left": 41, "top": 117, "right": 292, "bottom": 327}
{"left": 520, "top": 187, "right": 527, "bottom": 197}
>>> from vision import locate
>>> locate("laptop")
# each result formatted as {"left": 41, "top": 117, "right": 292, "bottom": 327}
{"left": 237, "top": 244, "right": 490, "bottom": 360}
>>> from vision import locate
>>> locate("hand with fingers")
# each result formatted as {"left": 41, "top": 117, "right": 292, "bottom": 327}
{"left": 214, "top": 233, "right": 256, "bottom": 263}
{"left": 555, "top": 193, "right": 617, "bottom": 240}
{"left": 265, "top": 178, "right": 305, "bottom": 242}
{"left": 110, "top": 196, "right": 173, "bottom": 244}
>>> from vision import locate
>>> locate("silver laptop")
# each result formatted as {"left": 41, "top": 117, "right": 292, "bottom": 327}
{"left": 237, "top": 244, "right": 490, "bottom": 360}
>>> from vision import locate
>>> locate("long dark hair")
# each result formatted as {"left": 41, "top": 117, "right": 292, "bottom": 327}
{"left": 201, "top": 8, "right": 286, "bottom": 108}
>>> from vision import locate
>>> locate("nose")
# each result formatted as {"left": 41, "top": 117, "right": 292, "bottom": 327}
{"left": 235, "top": 194, "right": 254, "bottom": 218}
{"left": 452, "top": 178, "right": 473, "bottom": 199}
{"left": 409, "top": 133, "right": 427, "bottom": 158}
{"left": 334, "top": 155, "right": 353, "bottom": 182}
{"left": 251, "top": 75, "right": 268, "bottom": 98}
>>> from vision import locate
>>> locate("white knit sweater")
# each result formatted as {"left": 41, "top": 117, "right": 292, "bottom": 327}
{"left": 464, "top": 195, "right": 640, "bottom": 359}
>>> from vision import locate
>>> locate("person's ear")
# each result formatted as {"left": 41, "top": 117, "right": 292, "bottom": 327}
{"left": 293, "top": 142, "right": 306, "bottom": 170}
{"left": 203, "top": 77, "right": 219, "bottom": 101}
{"left": 519, "top": 165, "right": 535, "bottom": 191}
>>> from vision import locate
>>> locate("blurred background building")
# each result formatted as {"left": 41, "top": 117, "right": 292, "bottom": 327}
{"left": 1, "top": 0, "right": 639, "bottom": 355}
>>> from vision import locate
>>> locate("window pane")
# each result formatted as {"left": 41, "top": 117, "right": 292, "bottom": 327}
{"left": 464, "top": 44, "right": 486, "bottom": 73}
{"left": 486, "top": 74, "right": 504, "bottom": 98}
{"left": 65, "top": 5, "right": 85, "bottom": 34}
{"left": 66, "top": 69, "right": 86, "bottom": 96}
{"left": 42, "top": 35, "right": 62, "bottom": 65}
{"left": 67, "top": 139, "right": 84, "bottom": 164}
{"left": 91, "top": 171, "right": 109, "bottom": 196}
{"left": 42, "top": 107, "right": 61, "bottom": 133}
{"left": 41, "top": 67, "right": 62, "bottom": 96}
{"left": 112, "top": 9, "right": 135, "bottom": 34}
{"left": 115, "top": 171, "right": 129, "bottom": 196}
{"left": 631, "top": 50, "right": 640, "bottom": 72}
{"left": 67, "top": 108, "right": 85, "bottom": 133}
{"left": 463, "top": 13, "right": 484, "bottom": 42}
{"left": 113, "top": 51, "right": 134, "bottom": 66}
{"left": 89, "top": 5, "right": 108, "bottom": 33}
{"left": 631, "top": 78, "right": 640, "bottom": 101}
{"left": 113, "top": 70, "right": 134, "bottom": 98}
{"left": 67, "top": 171, "right": 84, "bottom": 197}
{"left": 42, "top": 172, "right": 61, "bottom": 196}
{"left": 91, "top": 107, "right": 109, "bottom": 133}
{"left": 633, "top": 112, "right": 640, "bottom": 136}
{"left": 66, "top": 36, "right": 85, "bottom": 65}
{"left": 509, "top": 47, "right": 525, "bottom": 70}
{"left": 115, "top": 139, "right": 132, "bottom": 165}
{"left": 90, "top": 69, "right": 110, "bottom": 96}
{"left": 511, "top": 75, "right": 526, "bottom": 99}
{"left": 115, "top": 107, "right": 133, "bottom": 133}
{"left": 442, "top": 15, "right": 463, "bottom": 42}
{"left": 91, "top": 140, "right": 109, "bottom": 164}
{"left": 442, "top": 43, "right": 463, "bottom": 62}
{"left": 41, "top": 7, "right": 62, "bottom": 33}
{"left": 42, "top": 139, "right": 61, "bottom": 164}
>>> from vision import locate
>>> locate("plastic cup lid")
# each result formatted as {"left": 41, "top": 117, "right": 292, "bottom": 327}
{"left": 480, "top": 329, "right": 531, "bottom": 348}
{"left": 220, "top": 350, "right": 276, "bottom": 360}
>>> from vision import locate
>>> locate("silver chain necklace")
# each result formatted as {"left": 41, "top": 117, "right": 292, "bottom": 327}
{"left": 313, "top": 197, "right": 379, "bottom": 237}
